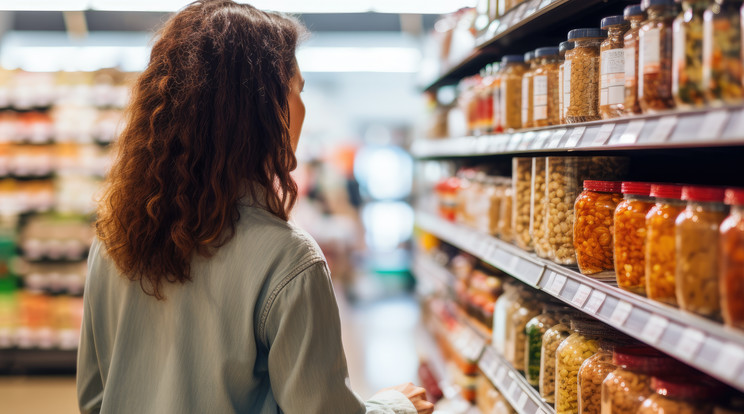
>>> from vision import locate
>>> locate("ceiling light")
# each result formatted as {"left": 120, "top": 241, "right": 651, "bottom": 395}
{"left": 296, "top": 46, "right": 421, "bottom": 73}
{"left": 0, "top": 0, "right": 88, "bottom": 11}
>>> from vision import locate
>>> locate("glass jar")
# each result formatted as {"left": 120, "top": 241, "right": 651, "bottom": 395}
{"left": 513, "top": 157, "right": 533, "bottom": 251}
{"left": 645, "top": 184, "right": 685, "bottom": 306}
{"left": 672, "top": 0, "right": 708, "bottom": 107}
{"left": 498, "top": 178, "right": 514, "bottom": 242}
{"left": 555, "top": 318, "right": 604, "bottom": 414}
{"left": 676, "top": 185, "right": 727, "bottom": 320}
{"left": 531, "top": 157, "right": 551, "bottom": 258}
{"left": 506, "top": 296, "right": 540, "bottom": 372}
{"left": 522, "top": 51, "right": 538, "bottom": 129}
{"left": 703, "top": 0, "right": 744, "bottom": 104}
{"left": 500, "top": 55, "right": 527, "bottom": 131}
{"left": 600, "top": 16, "right": 631, "bottom": 119}
{"left": 574, "top": 180, "right": 624, "bottom": 275}
{"left": 721, "top": 188, "right": 744, "bottom": 330}
{"left": 614, "top": 182, "right": 654, "bottom": 295}
{"left": 624, "top": 5, "right": 646, "bottom": 115}
{"left": 491, "top": 62, "right": 504, "bottom": 133}
{"left": 565, "top": 28, "right": 606, "bottom": 123}
{"left": 637, "top": 377, "right": 725, "bottom": 414}
{"left": 435, "top": 177, "right": 460, "bottom": 222}
{"left": 486, "top": 176, "right": 503, "bottom": 236}
{"left": 560, "top": 41, "right": 576, "bottom": 124}
{"left": 578, "top": 341, "right": 618, "bottom": 414}
{"left": 524, "top": 304, "right": 560, "bottom": 387}
{"left": 540, "top": 319, "right": 571, "bottom": 404}
{"left": 638, "top": 0, "right": 678, "bottom": 113}
{"left": 492, "top": 281, "right": 519, "bottom": 355}
{"left": 601, "top": 346, "right": 683, "bottom": 414}
{"left": 533, "top": 47, "right": 561, "bottom": 127}
{"left": 479, "top": 64, "right": 496, "bottom": 134}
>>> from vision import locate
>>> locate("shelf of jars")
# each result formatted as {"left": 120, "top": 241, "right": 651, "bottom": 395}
{"left": 411, "top": 104, "right": 744, "bottom": 159}
{"left": 415, "top": 211, "right": 744, "bottom": 392}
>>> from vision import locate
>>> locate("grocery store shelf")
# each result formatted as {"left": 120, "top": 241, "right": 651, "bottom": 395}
{"left": 411, "top": 106, "right": 744, "bottom": 158}
{"left": 479, "top": 345, "right": 554, "bottom": 414}
{"left": 416, "top": 212, "right": 744, "bottom": 392}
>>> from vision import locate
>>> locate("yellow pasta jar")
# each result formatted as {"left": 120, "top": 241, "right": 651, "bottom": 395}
{"left": 555, "top": 318, "right": 605, "bottom": 414}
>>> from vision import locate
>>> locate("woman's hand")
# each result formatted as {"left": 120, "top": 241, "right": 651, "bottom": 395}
{"left": 387, "top": 383, "right": 434, "bottom": 414}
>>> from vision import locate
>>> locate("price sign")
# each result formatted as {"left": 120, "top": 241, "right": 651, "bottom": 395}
{"left": 714, "top": 343, "right": 744, "bottom": 380}
{"left": 699, "top": 109, "right": 730, "bottom": 140}
{"left": 546, "top": 274, "right": 567, "bottom": 296}
{"left": 571, "top": 285, "right": 592, "bottom": 307}
{"left": 547, "top": 128, "right": 567, "bottom": 148}
{"left": 609, "top": 301, "right": 633, "bottom": 326}
{"left": 649, "top": 115, "right": 678, "bottom": 143}
{"left": 517, "top": 392, "right": 529, "bottom": 409}
{"left": 592, "top": 123, "right": 615, "bottom": 146}
{"left": 674, "top": 328, "right": 705, "bottom": 361}
{"left": 617, "top": 120, "right": 645, "bottom": 144}
{"left": 640, "top": 315, "right": 669, "bottom": 345}
{"left": 564, "top": 126, "right": 586, "bottom": 148}
{"left": 583, "top": 291, "right": 607, "bottom": 314}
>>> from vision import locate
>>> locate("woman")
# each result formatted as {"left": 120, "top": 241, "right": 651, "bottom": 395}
{"left": 76, "top": 1, "right": 434, "bottom": 413}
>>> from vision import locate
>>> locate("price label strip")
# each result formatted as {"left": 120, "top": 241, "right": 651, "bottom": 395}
{"left": 517, "top": 392, "right": 529, "bottom": 409}
{"left": 564, "top": 126, "right": 586, "bottom": 148}
{"left": 583, "top": 290, "right": 607, "bottom": 314}
{"left": 571, "top": 284, "right": 592, "bottom": 307}
{"left": 609, "top": 300, "right": 633, "bottom": 326}
{"left": 546, "top": 273, "right": 567, "bottom": 296}
{"left": 617, "top": 120, "right": 645, "bottom": 145}
{"left": 531, "top": 130, "right": 552, "bottom": 149}
{"left": 519, "top": 132, "right": 536, "bottom": 150}
{"left": 592, "top": 123, "right": 615, "bottom": 146}
{"left": 714, "top": 343, "right": 744, "bottom": 381}
{"left": 639, "top": 314, "right": 669, "bottom": 345}
{"left": 674, "top": 327, "right": 706, "bottom": 361}
{"left": 698, "top": 109, "right": 730, "bottom": 140}
{"left": 547, "top": 128, "right": 567, "bottom": 148}
{"left": 648, "top": 115, "right": 678, "bottom": 143}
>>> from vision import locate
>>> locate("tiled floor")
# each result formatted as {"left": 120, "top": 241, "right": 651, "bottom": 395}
{"left": 0, "top": 287, "right": 421, "bottom": 413}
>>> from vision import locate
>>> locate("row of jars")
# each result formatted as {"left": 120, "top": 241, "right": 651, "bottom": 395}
{"left": 491, "top": 282, "right": 743, "bottom": 413}
{"left": 460, "top": 0, "right": 744, "bottom": 135}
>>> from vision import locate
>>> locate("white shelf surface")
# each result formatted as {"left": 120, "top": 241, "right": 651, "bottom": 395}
{"left": 411, "top": 106, "right": 744, "bottom": 158}
{"left": 416, "top": 212, "right": 744, "bottom": 392}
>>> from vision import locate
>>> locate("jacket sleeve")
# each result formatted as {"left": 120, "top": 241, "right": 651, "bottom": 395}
{"left": 260, "top": 260, "right": 416, "bottom": 414}
{"left": 76, "top": 242, "right": 104, "bottom": 414}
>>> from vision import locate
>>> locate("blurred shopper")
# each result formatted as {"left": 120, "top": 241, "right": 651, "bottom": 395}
{"left": 76, "top": 1, "right": 433, "bottom": 413}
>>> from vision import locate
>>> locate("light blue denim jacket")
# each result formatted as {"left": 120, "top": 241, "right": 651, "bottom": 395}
{"left": 77, "top": 204, "right": 416, "bottom": 414}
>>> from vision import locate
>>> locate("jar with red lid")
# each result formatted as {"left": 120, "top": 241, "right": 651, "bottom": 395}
{"left": 601, "top": 345, "right": 686, "bottom": 414}
{"left": 645, "top": 184, "right": 685, "bottom": 305}
{"left": 720, "top": 188, "right": 744, "bottom": 330}
{"left": 676, "top": 185, "right": 728, "bottom": 320}
{"left": 574, "top": 180, "right": 623, "bottom": 275}
{"left": 435, "top": 177, "right": 460, "bottom": 221}
{"left": 615, "top": 182, "right": 654, "bottom": 295}
{"left": 637, "top": 376, "right": 727, "bottom": 414}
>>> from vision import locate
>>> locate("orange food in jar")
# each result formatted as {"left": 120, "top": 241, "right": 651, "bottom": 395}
{"left": 574, "top": 180, "right": 623, "bottom": 275}
{"left": 615, "top": 182, "right": 654, "bottom": 295}
{"left": 645, "top": 184, "right": 685, "bottom": 306}
{"left": 720, "top": 188, "right": 744, "bottom": 330}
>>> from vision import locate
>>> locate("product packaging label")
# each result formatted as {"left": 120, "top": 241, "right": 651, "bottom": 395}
{"left": 672, "top": 22, "right": 685, "bottom": 92}
{"left": 563, "top": 60, "right": 571, "bottom": 117}
{"left": 624, "top": 46, "right": 636, "bottom": 88}
{"left": 642, "top": 28, "right": 661, "bottom": 74}
{"left": 601, "top": 48, "right": 625, "bottom": 105}
{"left": 533, "top": 75, "right": 548, "bottom": 120}
{"left": 522, "top": 76, "right": 530, "bottom": 122}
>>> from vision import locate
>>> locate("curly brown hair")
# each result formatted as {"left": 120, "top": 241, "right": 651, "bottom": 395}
{"left": 96, "top": 0, "right": 304, "bottom": 299}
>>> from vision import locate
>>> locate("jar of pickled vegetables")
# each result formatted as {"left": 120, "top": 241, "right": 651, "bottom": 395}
{"left": 639, "top": 0, "right": 678, "bottom": 113}
{"left": 524, "top": 304, "right": 561, "bottom": 387}
{"left": 601, "top": 346, "right": 684, "bottom": 414}
{"left": 676, "top": 185, "right": 727, "bottom": 320}
{"left": 703, "top": 0, "right": 744, "bottom": 104}
{"left": 721, "top": 188, "right": 744, "bottom": 330}
{"left": 499, "top": 178, "right": 514, "bottom": 242}
{"left": 540, "top": 318, "right": 572, "bottom": 404}
{"left": 565, "top": 28, "right": 606, "bottom": 123}
{"left": 672, "top": 0, "right": 708, "bottom": 107}
{"left": 645, "top": 184, "right": 685, "bottom": 305}
{"left": 522, "top": 51, "right": 538, "bottom": 129}
{"left": 533, "top": 47, "right": 561, "bottom": 127}
{"left": 600, "top": 15, "right": 630, "bottom": 119}
{"left": 546, "top": 156, "right": 589, "bottom": 264}
{"left": 637, "top": 377, "right": 726, "bottom": 414}
{"left": 574, "top": 180, "right": 624, "bottom": 275}
{"left": 513, "top": 157, "right": 533, "bottom": 251}
{"left": 500, "top": 55, "right": 527, "bottom": 131}
{"left": 531, "top": 157, "right": 550, "bottom": 258}
{"left": 615, "top": 181, "right": 654, "bottom": 295}
{"left": 555, "top": 318, "right": 605, "bottom": 414}
{"left": 559, "top": 41, "right": 576, "bottom": 123}
{"left": 506, "top": 296, "right": 540, "bottom": 371}
{"left": 624, "top": 4, "right": 645, "bottom": 115}
{"left": 578, "top": 341, "right": 618, "bottom": 414}
{"left": 492, "top": 281, "right": 519, "bottom": 355}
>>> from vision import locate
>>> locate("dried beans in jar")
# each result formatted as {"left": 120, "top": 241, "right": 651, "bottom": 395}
{"left": 540, "top": 319, "right": 571, "bottom": 404}
{"left": 531, "top": 157, "right": 550, "bottom": 258}
{"left": 513, "top": 157, "right": 533, "bottom": 251}
{"left": 565, "top": 28, "right": 606, "bottom": 123}
{"left": 533, "top": 47, "right": 561, "bottom": 127}
{"left": 500, "top": 55, "right": 527, "bottom": 131}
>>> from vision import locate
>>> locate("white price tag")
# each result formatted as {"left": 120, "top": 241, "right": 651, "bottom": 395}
{"left": 724, "top": 109, "right": 744, "bottom": 140}
{"left": 571, "top": 285, "right": 592, "bottom": 307}
{"left": 674, "top": 328, "right": 705, "bottom": 361}
{"left": 517, "top": 392, "right": 529, "bottom": 409}
{"left": 506, "top": 134, "right": 522, "bottom": 151}
{"left": 507, "top": 381, "right": 519, "bottom": 397}
{"left": 564, "top": 126, "right": 586, "bottom": 148}
{"left": 519, "top": 132, "right": 535, "bottom": 150}
{"left": 583, "top": 291, "right": 607, "bottom": 314}
{"left": 617, "top": 120, "right": 645, "bottom": 144}
{"left": 508, "top": 255, "right": 520, "bottom": 272}
{"left": 640, "top": 315, "right": 669, "bottom": 344}
{"left": 592, "top": 123, "right": 615, "bottom": 146}
{"left": 699, "top": 109, "right": 730, "bottom": 140}
{"left": 547, "top": 128, "right": 567, "bottom": 148}
{"left": 532, "top": 130, "right": 552, "bottom": 149}
{"left": 496, "top": 365, "right": 508, "bottom": 383}
{"left": 714, "top": 343, "right": 744, "bottom": 380}
{"left": 609, "top": 301, "right": 633, "bottom": 326}
{"left": 546, "top": 274, "right": 567, "bottom": 296}
{"left": 649, "top": 115, "right": 677, "bottom": 143}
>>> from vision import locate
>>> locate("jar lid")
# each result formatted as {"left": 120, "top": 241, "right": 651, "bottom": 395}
{"left": 641, "top": 0, "right": 675, "bottom": 10}
{"left": 621, "top": 181, "right": 652, "bottom": 196}
{"left": 624, "top": 4, "right": 643, "bottom": 17}
{"left": 725, "top": 188, "right": 744, "bottom": 206}
{"left": 682, "top": 185, "right": 726, "bottom": 203}
{"left": 612, "top": 346, "right": 683, "bottom": 374}
{"left": 502, "top": 54, "right": 525, "bottom": 64}
{"left": 650, "top": 184, "right": 683, "bottom": 200}
{"left": 535, "top": 47, "right": 560, "bottom": 58}
{"left": 559, "top": 41, "right": 575, "bottom": 53}
{"left": 652, "top": 376, "right": 728, "bottom": 401}
{"left": 567, "top": 28, "right": 607, "bottom": 40}
{"left": 524, "top": 51, "right": 535, "bottom": 62}
{"left": 584, "top": 180, "right": 622, "bottom": 193}
{"left": 601, "top": 15, "right": 628, "bottom": 29}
